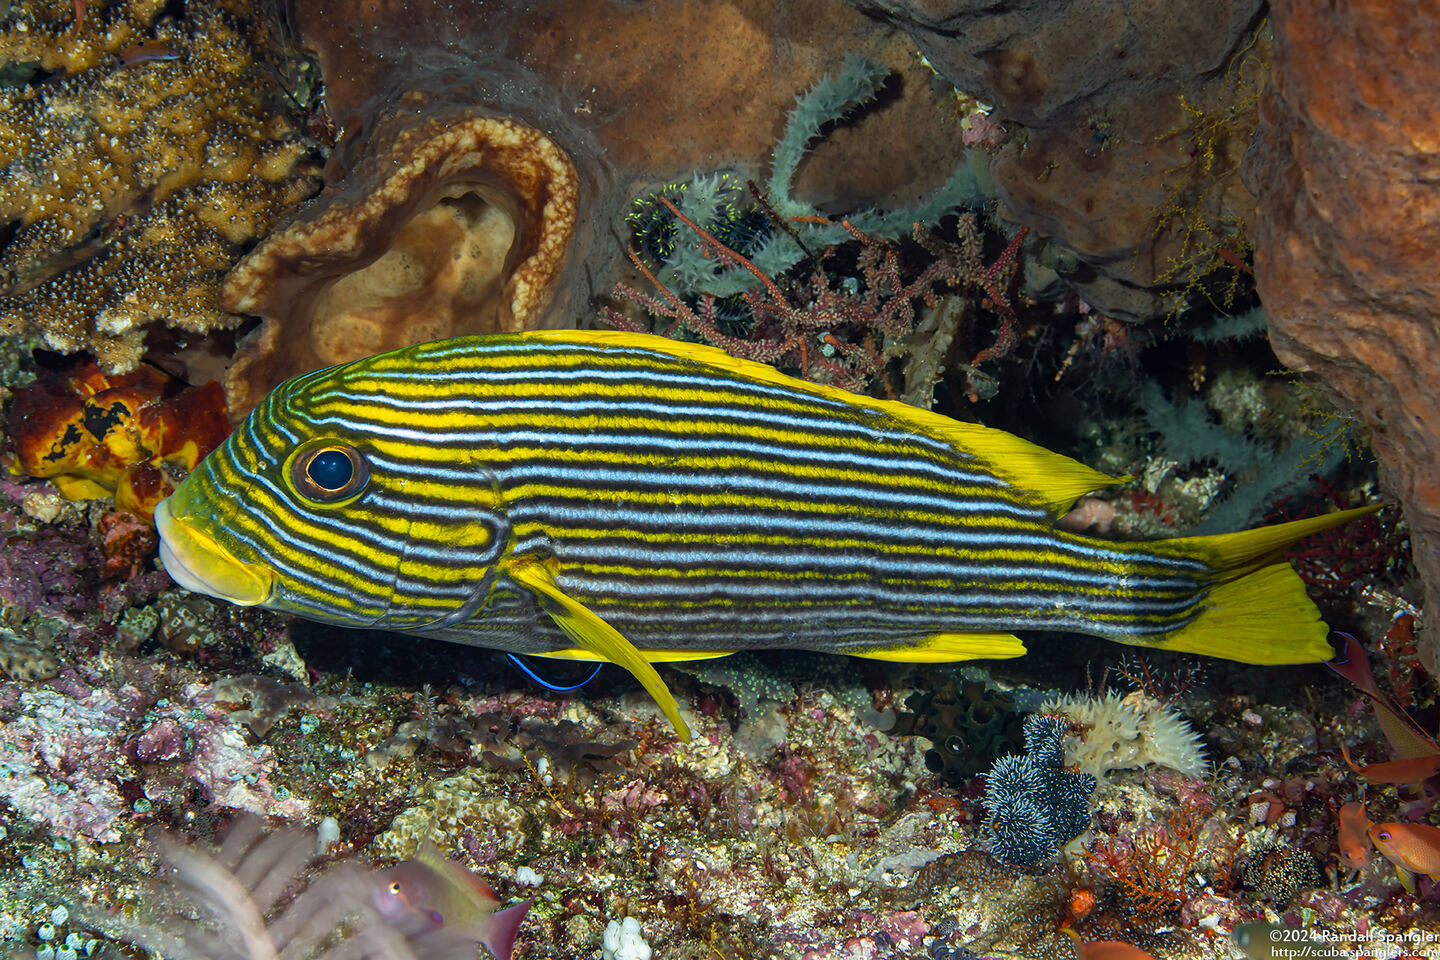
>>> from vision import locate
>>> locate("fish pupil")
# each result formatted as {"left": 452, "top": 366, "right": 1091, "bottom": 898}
{"left": 309, "top": 449, "right": 353, "bottom": 490}
{"left": 292, "top": 442, "right": 369, "bottom": 502}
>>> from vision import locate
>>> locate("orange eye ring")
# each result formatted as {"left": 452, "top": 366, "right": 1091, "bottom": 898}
{"left": 292, "top": 444, "right": 369, "bottom": 502}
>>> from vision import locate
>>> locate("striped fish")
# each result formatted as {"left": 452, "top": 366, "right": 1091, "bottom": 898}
{"left": 155, "top": 331, "right": 1374, "bottom": 741}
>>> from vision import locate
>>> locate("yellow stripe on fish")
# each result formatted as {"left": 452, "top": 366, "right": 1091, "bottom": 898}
{"left": 155, "top": 331, "right": 1378, "bottom": 742}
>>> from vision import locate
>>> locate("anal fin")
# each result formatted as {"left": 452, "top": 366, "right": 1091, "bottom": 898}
{"left": 849, "top": 632, "right": 1027, "bottom": 663}
{"left": 504, "top": 556, "right": 692, "bottom": 742}
{"left": 532, "top": 647, "right": 737, "bottom": 663}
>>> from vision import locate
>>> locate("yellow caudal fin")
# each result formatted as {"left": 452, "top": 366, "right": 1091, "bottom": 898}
{"left": 503, "top": 556, "right": 692, "bottom": 742}
{"left": 1133, "top": 505, "right": 1383, "bottom": 665}
{"left": 1171, "top": 505, "right": 1382, "bottom": 579}
{"left": 1142, "top": 563, "right": 1335, "bottom": 663}
{"left": 527, "top": 329, "right": 1126, "bottom": 515}
{"left": 849, "top": 631, "right": 1028, "bottom": 663}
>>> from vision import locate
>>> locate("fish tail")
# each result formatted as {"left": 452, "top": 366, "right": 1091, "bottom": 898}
{"left": 1114, "top": 505, "right": 1381, "bottom": 665}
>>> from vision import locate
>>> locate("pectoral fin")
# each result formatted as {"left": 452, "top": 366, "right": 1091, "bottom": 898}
{"left": 504, "top": 556, "right": 692, "bottom": 742}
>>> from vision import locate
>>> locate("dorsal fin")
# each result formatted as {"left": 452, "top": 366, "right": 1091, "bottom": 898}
{"left": 524, "top": 330, "right": 1125, "bottom": 515}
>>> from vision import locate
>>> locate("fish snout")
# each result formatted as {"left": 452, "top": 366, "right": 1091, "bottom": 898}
{"left": 155, "top": 497, "right": 274, "bottom": 605}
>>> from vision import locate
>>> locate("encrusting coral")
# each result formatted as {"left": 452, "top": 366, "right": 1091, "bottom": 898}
{"left": 0, "top": 0, "right": 321, "bottom": 372}
{"left": 7, "top": 357, "right": 231, "bottom": 522}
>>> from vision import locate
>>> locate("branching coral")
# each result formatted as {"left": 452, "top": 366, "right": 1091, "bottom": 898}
{"left": 0, "top": 0, "right": 321, "bottom": 371}
{"left": 1083, "top": 799, "right": 1235, "bottom": 917}
{"left": 606, "top": 199, "right": 1027, "bottom": 401}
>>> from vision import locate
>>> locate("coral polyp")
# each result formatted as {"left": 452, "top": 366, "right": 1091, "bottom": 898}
{"left": 0, "top": 0, "right": 320, "bottom": 371}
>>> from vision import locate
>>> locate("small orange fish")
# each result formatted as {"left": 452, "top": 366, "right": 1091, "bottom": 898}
{"left": 1341, "top": 742, "right": 1440, "bottom": 786}
{"left": 371, "top": 841, "right": 530, "bottom": 960}
{"left": 1337, "top": 801, "right": 1372, "bottom": 871}
{"left": 1063, "top": 927, "right": 1159, "bottom": 960}
{"left": 1367, "top": 821, "right": 1440, "bottom": 893}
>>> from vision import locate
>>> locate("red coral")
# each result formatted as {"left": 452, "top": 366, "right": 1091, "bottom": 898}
{"left": 604, "top": 195, "right": 1028, "bottom": 396}
{"left": 1083, "top": 799, "right": 1235, "bottom": 915}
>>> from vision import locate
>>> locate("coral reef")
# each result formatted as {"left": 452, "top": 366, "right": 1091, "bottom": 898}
{"left": 0, "top": 0, "right": 321, "bottom": 371}
{"left": 218, "top": 0, "right": 974, "bottom": 417}
{"left": 607, "top": 200, "right": 1026, "bottom": 400}
{"left": 1245, "top": 0, "right": 1440, "bottom": 674}
{"left": 981, "top": 714, "right": 1096, "bottom": 866}
{"left": 0, "top": 667, "right": 306, "bottom": 844}
{"left": 0, "top": 2, "right": 1434, "bottom": 958}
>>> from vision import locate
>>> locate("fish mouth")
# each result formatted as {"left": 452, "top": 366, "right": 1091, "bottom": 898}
{"left": 154, "top": 498, "right": 274, "bottom": 606}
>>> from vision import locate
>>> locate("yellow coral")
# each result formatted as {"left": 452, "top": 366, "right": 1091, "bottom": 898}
{"left": 1147, "top": 25, "right": 1269, "bottom": 311}
{"left": 0, "top": 0, "right": 320, "bottom": 371}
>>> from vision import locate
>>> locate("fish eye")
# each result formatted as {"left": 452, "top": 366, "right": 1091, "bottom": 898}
{"left": 389, "top": 881, "right": 403, "bottom": 895}
{"left": 292, "top": 444, "right": 369, "bottom": 502}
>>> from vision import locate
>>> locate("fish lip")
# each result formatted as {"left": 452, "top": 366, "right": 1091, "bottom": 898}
{"left": 155, "top": 498, "right": 274, "bottom": 606}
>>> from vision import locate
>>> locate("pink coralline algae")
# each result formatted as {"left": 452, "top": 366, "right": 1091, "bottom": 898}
{"left": 0, "top": 673, "right": 307, "bottom": 843}
{"left": 0, "top": 507, "right": 98, "bottom": 621}
{"left": 0, "top": 684, "right": 129, "bottom": 842}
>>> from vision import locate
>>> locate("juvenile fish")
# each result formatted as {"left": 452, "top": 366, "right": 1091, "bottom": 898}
{"left": 372, "top": 841, "right": 530, "bottom": 960}
{"left": 155, "top": 331, "right": 1376, "bottom": 741}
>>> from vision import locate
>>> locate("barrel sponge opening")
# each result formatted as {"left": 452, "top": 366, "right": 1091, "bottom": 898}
{"left": 219, "top": 97, "right": 581, "bottom": 420}
{"left": 1039, "top": 691, "right": 1208, "bottom": 780}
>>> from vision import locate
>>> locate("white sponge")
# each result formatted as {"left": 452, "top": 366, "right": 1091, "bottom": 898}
{"left": 602, "top": 917, "right": 652, "bottom": 960}
{"left": 1039, "top": 691, "right": 1208, "bottom": 779}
